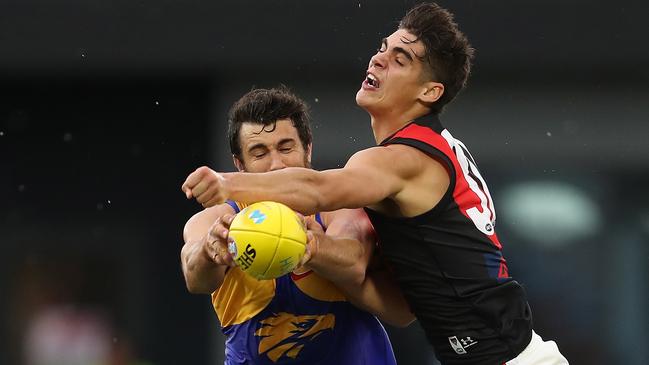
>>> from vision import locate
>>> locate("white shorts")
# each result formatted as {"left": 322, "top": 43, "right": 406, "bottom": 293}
{"left": 505, "top": 331, "right": 568, "bottom": 365}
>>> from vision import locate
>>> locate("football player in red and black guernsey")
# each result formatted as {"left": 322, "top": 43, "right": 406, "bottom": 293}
{"left": 182, "top": 3, "right": 569, "bottom": 364}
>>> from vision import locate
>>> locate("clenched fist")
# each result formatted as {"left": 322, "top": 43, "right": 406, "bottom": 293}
{"left": 182, "top": 166, "right": 229, "bottom": 208}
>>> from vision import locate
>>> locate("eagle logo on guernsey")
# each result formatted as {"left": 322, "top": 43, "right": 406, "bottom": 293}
{"left": 255, "top": 312, "right": 335, "bottom": 362}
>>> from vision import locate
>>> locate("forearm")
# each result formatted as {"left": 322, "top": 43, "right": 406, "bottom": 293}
{"left": 335, "top": 269, "right": 415, "bottom": 327}
{"left": 305, "top": 236, "right": 366, "bottom": 286}
{"left": 224, "top": 168, "right": 340, "bottom": 215}
{"left": 181, "top": 239, "right": 226, "bottom": 294}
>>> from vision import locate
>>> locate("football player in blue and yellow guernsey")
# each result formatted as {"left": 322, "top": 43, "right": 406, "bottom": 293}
{"left": 181, "top": 87, "right": 413, "bottom": 364}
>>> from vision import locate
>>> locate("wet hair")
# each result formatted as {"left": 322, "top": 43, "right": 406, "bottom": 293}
{"left": 227, "top": 86, "right": 312, "bottom": 159}
{"left": 399, "top": 2, "right": 475, "bottom": 114}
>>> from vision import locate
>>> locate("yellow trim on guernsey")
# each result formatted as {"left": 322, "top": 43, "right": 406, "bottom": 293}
{"left": 291, "top": 271, "right": 347, "bottom": 302}
{"left": 212, "top": 267, "right": 275, "bottom": 327}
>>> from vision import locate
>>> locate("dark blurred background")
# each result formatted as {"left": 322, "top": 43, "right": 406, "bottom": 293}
{"left": 2, "top": 1, "right": 648, "bottom": 364}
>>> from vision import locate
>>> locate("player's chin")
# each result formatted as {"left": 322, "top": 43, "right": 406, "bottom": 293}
{"left": 355, "top": 90, "right": 376, "bottom": 108}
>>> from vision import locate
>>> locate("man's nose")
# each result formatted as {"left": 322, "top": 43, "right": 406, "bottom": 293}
{"left": 268, "top": 151, "right": 287, "bottom": 171}
{"left": 369, "top": 52, "right": 386, "bottom": 69}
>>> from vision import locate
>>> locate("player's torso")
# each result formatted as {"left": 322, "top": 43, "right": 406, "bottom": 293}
{"left": 365, "top": 114, "right": 532, "bottom": 364}
{"left": 213, "top": 269, "right": 394, "bottom": 365}
{"left": 368, "top": 114, "right": 507, "bottom": 278}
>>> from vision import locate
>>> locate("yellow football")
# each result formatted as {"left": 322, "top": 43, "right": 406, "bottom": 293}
{"left": 227, "top": 201, "right": 307, "bottom": 280}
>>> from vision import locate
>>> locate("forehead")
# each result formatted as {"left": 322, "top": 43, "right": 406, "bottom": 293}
{"left": 385, "top": 29, "right": 425, "bottom": 55}
{"left": 239, "top": 119, "right": 300, "bottom": 148}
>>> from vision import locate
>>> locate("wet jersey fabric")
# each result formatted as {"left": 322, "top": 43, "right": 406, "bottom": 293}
{"left": 213, "top": 201, "right": 396, "bottom": 365}
{"left": 364, "top": 114, "right": 533, "bottom": 365}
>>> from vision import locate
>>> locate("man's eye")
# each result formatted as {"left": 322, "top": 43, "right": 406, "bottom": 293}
{"left": 377, "top": 45, "right": 386, "bottom": 53}
{"left": 254, "top": 152, "right": 266, "bottom": 158}
{"left": 280, "top": 148, "right": 292, "bottom": 153}
{"left": 396, "top": 59, "right": 404, "bottom": 66}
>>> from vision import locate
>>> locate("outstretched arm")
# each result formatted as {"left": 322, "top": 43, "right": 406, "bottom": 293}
{"left": 181, "top": 203, "right": 236, "bottom": 294}
{"left": 182, "top": 146, "right": 410, "bottom": 215}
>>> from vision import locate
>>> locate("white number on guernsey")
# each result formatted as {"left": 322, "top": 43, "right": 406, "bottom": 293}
{"left": 441, "top": 130, "right": 496, "bottom": 236}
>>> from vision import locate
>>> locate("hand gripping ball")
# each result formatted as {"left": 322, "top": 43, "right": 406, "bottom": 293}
{"left": 227, "top": 201, "right": 307, "bottom": 280}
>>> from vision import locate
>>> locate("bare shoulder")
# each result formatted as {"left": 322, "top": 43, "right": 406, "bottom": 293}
{"left": 391, "top": 144, "right": 451, "bottom": 216}
{"left": 348, "top": 144, "right": 450, "bottom": 217}
{"left": 346, "top": 144, "right": 434, "bottom": 179}
{"left": 183, "top": 204, "right": 235, "bottom": 240}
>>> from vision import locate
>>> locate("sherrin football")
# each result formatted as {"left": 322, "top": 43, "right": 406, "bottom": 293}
{"left": 227, "top": 201, "right": 307, "bottom": 280}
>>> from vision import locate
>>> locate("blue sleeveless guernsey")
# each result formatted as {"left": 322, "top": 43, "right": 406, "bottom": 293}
{"left": 211, "top": 201, "right": 396, "bottom": 365}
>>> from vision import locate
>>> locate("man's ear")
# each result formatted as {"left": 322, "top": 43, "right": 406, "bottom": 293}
{"left": 232, "top": 155, "right": 245, "bottom": 172}
{"left": 418, "top": 81, "right": 444, "bottom": 104}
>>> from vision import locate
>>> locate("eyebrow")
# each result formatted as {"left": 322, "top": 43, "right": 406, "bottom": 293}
{"left": 277, "top": 138, "right": 296, "bottom": 147}
{"left": 393, "top": 46, "right": 414, "bottom": 62}
{"left": 381, "top": 37, "right": 414, "bottom": 62}
{"left": 247, "top": 138, "right": 295, "bottom": 152}
{"left": 247, "top": 143, "right": 268, "bottom": 153}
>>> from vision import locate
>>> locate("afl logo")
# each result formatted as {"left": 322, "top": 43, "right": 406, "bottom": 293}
{"left": 248, "top": 209, "right": 266, "bottom": 224}
{"left": 485, "top": 223, "right": 493, "bottom": 233}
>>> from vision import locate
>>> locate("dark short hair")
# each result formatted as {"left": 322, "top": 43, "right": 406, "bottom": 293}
{"left": 227, "top": 86, "right": 312, "bottom": 159}
{"left": 399, "top": 2, "right": 475, "bottom": 114}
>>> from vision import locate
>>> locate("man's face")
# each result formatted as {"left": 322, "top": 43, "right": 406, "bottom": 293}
{"left": 235, "top": 119, "right": 311, "bottom": 173}
{"left": 356, "top": 29, "right": 430, "bottom": 113}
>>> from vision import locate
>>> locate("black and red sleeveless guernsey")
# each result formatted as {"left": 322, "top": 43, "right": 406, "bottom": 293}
{"left": 364, "top": 113, "right": 533, "bottom": 365}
